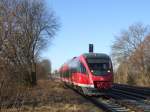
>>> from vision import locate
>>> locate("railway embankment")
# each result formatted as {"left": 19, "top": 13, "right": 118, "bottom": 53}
{"left": 1, "top": 79, "right": 150, "bottom": 112}
{"left": 1, "top": 79, "right": 103, "bottom": 112}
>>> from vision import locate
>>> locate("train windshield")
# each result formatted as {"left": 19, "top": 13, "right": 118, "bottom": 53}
{"left": 87, "top": 58, "right": 112, "bottom": 75}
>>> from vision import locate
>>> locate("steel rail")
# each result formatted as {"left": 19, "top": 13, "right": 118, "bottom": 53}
{"left": 67, "top": 85, "right": 135, "bottom": 112}
{"left": 113, "top": 84, "right": 150, "bottom": 96}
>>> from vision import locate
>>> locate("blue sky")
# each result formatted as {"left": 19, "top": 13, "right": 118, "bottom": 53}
{"left": 42, "top": 0, "right": 150, "bottom": 71}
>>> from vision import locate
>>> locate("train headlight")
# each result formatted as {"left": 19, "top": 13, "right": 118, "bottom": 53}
{"left": 107, "top": 70, "right": 110, "bottom": 72}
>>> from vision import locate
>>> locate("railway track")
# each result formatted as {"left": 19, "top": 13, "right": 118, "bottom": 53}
{"left": 113, "top": 83, "right": 150, "bottom": 104}
{"left": 70, "top": 87, "right": 131, "bottom": 112}
{"left": 83, "top": 93, "right": 150, "bottom": 112}
{"left": 91, "top": 97, "right": 131, "bottom": 112}
{"left": 111, "top": 84, "right": 150, "bottom": 112}
{"left": 67, "top": 84, "right": 150, "bottom": 112}
{"left": 109, "top": 91, "right": 150, "bottom": 112}
{"left": 113, "top": 83, "right": 150, "bottom": 97}
{"left": 92, "top": 92, "right": 150, "bottom": 112}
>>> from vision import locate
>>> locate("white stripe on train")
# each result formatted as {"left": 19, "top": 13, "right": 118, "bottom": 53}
{"left": 73, "top": 82, "right": 94, "bottom": 88}
{"left": 61, "top": 78, "right": 94, "bottom": 88}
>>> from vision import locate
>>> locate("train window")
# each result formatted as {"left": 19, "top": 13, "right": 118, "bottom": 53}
{"left": 88, "top": 62, "right": 111, "bottom": 75}
{"left": 71, "top": 68, "right": 77, "bottom": 73}
{"left": 80, "top": 63, "right": 87, "bottom": 74}
{"left": 69, "top": 59, "right": 80, "bottom": 73}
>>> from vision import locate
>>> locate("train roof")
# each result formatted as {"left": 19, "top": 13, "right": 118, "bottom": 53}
{"left": 60, "top": 53, "right": 110, "bottom": 68}
{"left": 82, "top": 53, "right": 110, "bottom": 59}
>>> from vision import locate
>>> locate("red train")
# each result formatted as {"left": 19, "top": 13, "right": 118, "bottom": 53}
{"left": 59, "top": 53, "right": 113, "bottom": 95}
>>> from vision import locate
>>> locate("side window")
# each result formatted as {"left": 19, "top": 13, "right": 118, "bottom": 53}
{"left": 70, "top": 60, "right": 78, "bottom": 73}
{"left": 80, "top": 63, "right": 87, "bottom": 74}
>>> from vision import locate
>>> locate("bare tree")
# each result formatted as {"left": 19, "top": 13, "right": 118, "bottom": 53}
{"left": 0, "top": 0, "right": 59, "bottom": 110}
{"left": 0, "top": 0, "right": 59, "bottom": 85}
{"left": 111, "top": 23, "right": 150, "bottom": 86}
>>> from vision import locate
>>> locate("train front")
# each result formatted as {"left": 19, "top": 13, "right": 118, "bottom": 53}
{"left": 83, "top": 53, "right": 113, "bottom": 95}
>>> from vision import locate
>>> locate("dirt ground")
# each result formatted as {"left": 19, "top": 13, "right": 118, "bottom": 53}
{"left": 2, "top": 79, "right": 103, "bottom": 112}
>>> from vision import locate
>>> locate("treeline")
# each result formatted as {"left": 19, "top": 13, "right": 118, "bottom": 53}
{"left": 111, "top": 23, "right": 150, "bottom": 86}
{"left": 36, "top": 59, "right": 52, "bottom": 80}
{"left": 0, "top": 0, "right": 58, "bottom": 86}
{"left": 0, "top": 0, "right": 58, "bottom": 108}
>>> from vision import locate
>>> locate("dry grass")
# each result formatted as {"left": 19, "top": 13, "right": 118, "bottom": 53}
{"left": 1, "top": 79, "right": 103, "bottom": 112}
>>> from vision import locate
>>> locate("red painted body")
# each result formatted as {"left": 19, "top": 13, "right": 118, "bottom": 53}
{"left": 59, "top": 53, "right": 113, "bottom": 95}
